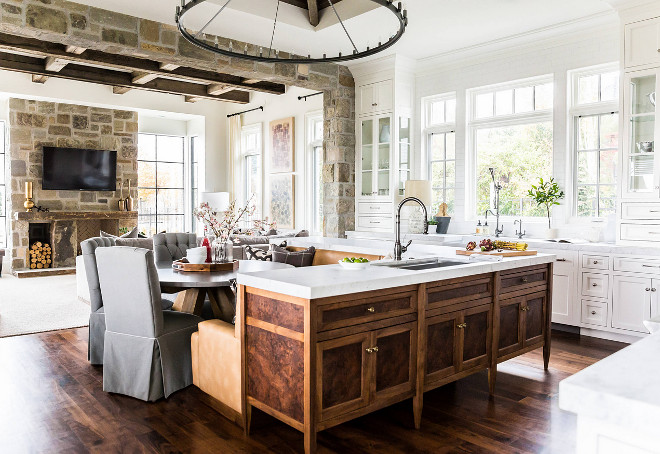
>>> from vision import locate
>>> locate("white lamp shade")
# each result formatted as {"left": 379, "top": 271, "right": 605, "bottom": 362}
{"left": 404, "top": 180, "right": 432, "bottom": 207}
{"left": 200, "top": 192, "right": 230, "bottom": 212}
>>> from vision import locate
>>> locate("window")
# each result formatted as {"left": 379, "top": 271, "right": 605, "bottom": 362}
{"left": 469, "top": 76, "right": 554, "bottom": 217}
{"left": 423, "top": 93, "right": 456, "bottom": 214}
{"left": 0, "top": 121, "right": 5, "bottom": 248}
{"left": 190, "top": 136, "right": 199, "bottom": 231}
{"left": 241, "top": 124, "right": 262, "bottom": 218}
{"left": 306, "top": 113, "right": 324, "bottom": 234}
{"left": 137, "top": 134, "right": 186, "bottom": 236}
{"left": 570, "top": 65, "right": 619, "bottom": 218}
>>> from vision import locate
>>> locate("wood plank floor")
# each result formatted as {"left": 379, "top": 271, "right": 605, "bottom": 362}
{"left": 0, "top": 328, "right": 625, "bottom": 453}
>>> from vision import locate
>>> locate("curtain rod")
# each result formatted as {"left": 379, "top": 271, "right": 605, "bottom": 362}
{"left": 227, "top": 106, "right": 263, "bottom": 118}
{"left": 298, "top": 92, "right": 323, "bottom": 101}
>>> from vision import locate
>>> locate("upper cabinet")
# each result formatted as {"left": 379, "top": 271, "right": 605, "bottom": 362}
{"left": 624, "top": 17, "right": 660, "bottom": 70}
{"left": 358, "top": 80, "right": 393, "bottom": 116}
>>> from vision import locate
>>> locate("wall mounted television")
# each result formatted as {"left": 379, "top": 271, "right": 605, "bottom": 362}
{"left": 42, "top": 147, "right": 117, "bottom": 191}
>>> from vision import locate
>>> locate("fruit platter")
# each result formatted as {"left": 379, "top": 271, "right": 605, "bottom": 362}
{"left": 457, "top": 239, "right": 537, "bottom": 257}
{"left": 338, "top": 257, "right": 371, "bottom": 270}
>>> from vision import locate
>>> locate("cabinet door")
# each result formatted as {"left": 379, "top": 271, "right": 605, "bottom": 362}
{"left": 459, "top": 305, "right": 491, "bottom": 371}
{"left": 372, "top": 322, "right": 416, "bottom": 403}
{"left": 551, "top": 272, "right": 574, "bottom": 325}
{"left": 425, "top": 311, "right": 460, "bottom": 383}
{"left": 359, "top": 84, "right": 377, "bottom": 114}
{"left": 359, "top": 118, "right": 375, "bottom": 197}
{"left": 612, "top": 275, "right": 651, "bottom": 333}
{"left": 497, "top": 297, "right": 523, "bottom": 358}
{"left": 652, "top": 279, "right": 660, "bottom": 319}
{"left": 523, "top": 293, "right": 546, "bottom": 346}
{"left": 376, "top": 116, "right": 391, "bottom": 197}
{"left": 375, "top": 79, "right": 393, "bottom": 112}
{"left": 317, "top": 332, "right": 371, "bottom": 421}
{"left": 625, "top": 18, "right": 660, "bottom": 69}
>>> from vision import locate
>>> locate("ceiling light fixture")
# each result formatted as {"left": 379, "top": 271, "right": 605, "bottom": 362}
{"left": 175, "top": 0, "right": 408, "bottom": 64}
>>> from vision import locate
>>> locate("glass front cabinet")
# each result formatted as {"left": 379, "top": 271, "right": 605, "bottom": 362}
{"left": 622, "top": 69, "right": 660, "bottom": 199}
{"left": 359, "top": 115, "right": 392, "bottom": 198}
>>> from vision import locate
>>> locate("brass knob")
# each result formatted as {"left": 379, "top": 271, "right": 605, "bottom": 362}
{"left": 456, "top": 323, "right": 467, "bottom": 329}
{"left": 521, "top": 306, "right": 529, "bottom": 312}
{"left": 366, "top": 347, "right": 373, "bottom": 353}
{"left": 367, "top": 307, "right": 375, "bottom": 313}
{"left": 591, "top": 311, "right": 597, "bottom": 315}
{"left": 522, "top": 277, "right": 528, "bottom": 283}
{"left": 373, "top": 346, "right": 379, "bottom": 352}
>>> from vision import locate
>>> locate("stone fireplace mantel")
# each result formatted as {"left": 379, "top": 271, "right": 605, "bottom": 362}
{"left": 15, "top": 211, "right": 138, "bottom": 221}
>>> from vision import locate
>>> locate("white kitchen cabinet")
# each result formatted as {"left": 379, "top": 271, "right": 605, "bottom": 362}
{"left": 611, "top": 275, "right": 652, "bottom": 333}
{"left": 548, "top": 251, "right": 579, "bottom": 325}
{"left": 624, "top": 16, "right": 660, "bottom": 69}
{"left": 581, "top": 273, "right": 609, "bottom": 299}
{"left": 358, "top": 80, "right": 393, "bottom": 116}
{"left": 358, "top": 115, "right": 392, "bottom": 199}
{"left": 581, "top": 300, "right": 608, "bottom": 327}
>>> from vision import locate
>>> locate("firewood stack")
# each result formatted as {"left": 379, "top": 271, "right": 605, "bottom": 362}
{"left": 29, "top": 242, "right": 52, "bottom": 269}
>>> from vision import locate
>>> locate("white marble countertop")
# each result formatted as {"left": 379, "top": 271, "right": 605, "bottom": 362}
{"left": 346, "top": 231, "right": 660, "bottom": 256}
{"left": 237, "top": 246, "right": 554, "bottom": 299}
{"left": 558, "top": 333, "right": 660, "bottom": 433}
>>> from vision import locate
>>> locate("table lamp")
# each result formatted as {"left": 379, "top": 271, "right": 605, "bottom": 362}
{"left": 404, "top": 180, "right": 432, "bottom": 234}
{"left": 200, "top": 192, "right": 230, "bottom": 212}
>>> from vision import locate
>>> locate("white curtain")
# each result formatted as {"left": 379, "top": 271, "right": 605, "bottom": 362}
{"left": 228, "top": 115, "right": 242, "bottom": 201}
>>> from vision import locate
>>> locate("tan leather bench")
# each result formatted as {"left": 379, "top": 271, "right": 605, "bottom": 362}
{"left": 191, "top": 247, "right": 384, "bottom": 426}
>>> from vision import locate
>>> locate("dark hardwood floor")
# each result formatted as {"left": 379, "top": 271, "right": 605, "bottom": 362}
{"left": 0, "top": 328, "right": 625, "bottom": 453}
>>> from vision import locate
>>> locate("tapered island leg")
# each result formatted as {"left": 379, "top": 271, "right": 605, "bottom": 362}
{"left": 243, "top": 404, "right": 252, "bottom": 436}
{"left": 304, "top": 429, "right": 317, "bottom": 454}
{"left": 544, "top": 263, "right": 553, "bottom": 371}
{"left": 488, "top": 367, "right": 497, "bottom": 395}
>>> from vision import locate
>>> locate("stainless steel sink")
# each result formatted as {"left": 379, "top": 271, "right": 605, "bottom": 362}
{"left": 395, "top": 260, "right": 467, "bottom": 271}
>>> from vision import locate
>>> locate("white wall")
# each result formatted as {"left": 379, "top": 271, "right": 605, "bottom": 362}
{"left": 412, "top": 18, "right": 620, "bottom": 238}
{"left": 225, "top": 86, "right": 322, "bottom": 230}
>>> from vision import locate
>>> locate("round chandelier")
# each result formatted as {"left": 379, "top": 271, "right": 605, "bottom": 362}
{"left": 176, "top": 0, "right": 408, "bottom": 64}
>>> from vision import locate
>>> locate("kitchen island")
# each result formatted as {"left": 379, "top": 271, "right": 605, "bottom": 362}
{"left": 236, "top": 250, "right": 555, "bottom": 454}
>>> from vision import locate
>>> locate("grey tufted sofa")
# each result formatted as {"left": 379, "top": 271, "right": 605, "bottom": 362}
{"left": 153, "top": 233, "right": 198, "bottom": 263}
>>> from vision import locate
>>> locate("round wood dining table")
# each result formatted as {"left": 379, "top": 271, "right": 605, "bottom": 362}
{"left": 156, "top": 260, "right": 294, "bottom": 320}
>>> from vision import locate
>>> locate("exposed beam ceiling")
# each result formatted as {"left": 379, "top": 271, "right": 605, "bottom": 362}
{"left": 0, "top": 32, "right": 286, "bottom": 102}
{"left": 307, "top": 0, "right": 319, "bottom": 26}
{"left": 31, "top": 74, "right": 48, "bottom": 84}
{"left": 0, "top": 51, "right": 250, "bottom": 103}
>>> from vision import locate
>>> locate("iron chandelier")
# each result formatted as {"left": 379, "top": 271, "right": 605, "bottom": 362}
{"left": 175, "top": 0, "right": 408, "bottom": 64}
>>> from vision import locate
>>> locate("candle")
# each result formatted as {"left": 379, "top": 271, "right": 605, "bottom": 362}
{"left": 25, "top": 181, "right": 33, "bottom": 199}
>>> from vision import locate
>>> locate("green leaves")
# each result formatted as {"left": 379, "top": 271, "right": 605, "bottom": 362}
{"left": 528, "top": 177, "right": 565, "bottom": 228}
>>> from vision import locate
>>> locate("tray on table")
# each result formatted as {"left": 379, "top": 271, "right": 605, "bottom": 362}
{"left": 172, "top": 259, "right": 239, "bottom": 272}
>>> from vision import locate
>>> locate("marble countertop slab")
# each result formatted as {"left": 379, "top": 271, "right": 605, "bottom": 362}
{"left": 558, "top": 333, "right": 660, "bottom": 433}
{"left": 237, "top": 247, "right": 554, "bottom": 299}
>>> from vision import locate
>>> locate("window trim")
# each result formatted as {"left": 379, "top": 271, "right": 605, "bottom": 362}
{"left": 239, "top": 123, "right": 263, "bottom": 219}
{"left": 427, "top": 130, "right": 456, "bottom": 215}
{"left": 568, "top": 63, "right": 619, "bottom": 221}
{"left": 305, "top": 110, "right": 323, "bottom": 235}
{"left": 467, "top": 75, "right": 554, "bottom": 221}
{"left": 0, "top": 120, "right": 5, "bottom": 248}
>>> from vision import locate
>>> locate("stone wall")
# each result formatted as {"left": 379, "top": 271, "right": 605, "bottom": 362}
{"left": 8, "top": 98, "right": 138, "bottom": 270}
{"left": 0, "top": 1, "right": 356, "bottom": 238}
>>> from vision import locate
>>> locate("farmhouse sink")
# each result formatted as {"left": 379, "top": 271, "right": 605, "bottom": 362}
{"left": 375, "top": 257, "right": 469, "bottom": 271}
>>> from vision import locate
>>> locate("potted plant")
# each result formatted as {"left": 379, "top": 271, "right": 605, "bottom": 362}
{"left": 528, "top": 177, "right": 565, "bottom": 239}
{"left": 434, "top": 202, "right": 451, "bottom": 234}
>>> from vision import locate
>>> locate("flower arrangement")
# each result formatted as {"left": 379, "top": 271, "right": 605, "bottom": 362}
{"left": 193, "top": 196, "right": 257, "bottom": 239}
{"left": 528, "top": 177, "right": 565, "bottom": 229}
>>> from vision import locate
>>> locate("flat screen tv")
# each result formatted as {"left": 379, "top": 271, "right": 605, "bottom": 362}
{"left": 42, "top": 147, "right": 117, "bottom": 191}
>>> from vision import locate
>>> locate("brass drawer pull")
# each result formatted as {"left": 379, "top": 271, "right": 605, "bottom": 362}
{"left": 521, "top": 277, "right": 529, "bottom": 283}
{"left": 456, "top": 323, "right": 467, "bottom": 329}
{"left": 366, "top": 346, "right": 379, "bottom": 353}
{"left": 366, "top": 307, "right": 376, "bottom": 313}
{"left": 521, "top": 306, "right": 529, "bottom": 312}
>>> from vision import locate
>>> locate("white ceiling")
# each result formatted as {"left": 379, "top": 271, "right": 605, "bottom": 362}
{"left": 71, "top": 0, "right": 615, "bottom": 63}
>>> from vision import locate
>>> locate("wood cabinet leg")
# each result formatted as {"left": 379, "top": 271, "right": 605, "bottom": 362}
{"left": 413, "top": 393, "right": 423, "bottom": 429}
{"left": 243, "top": 404, "right": 252, "bottom": 436}
{"left": 543, "top": 343, "right": 550, "bottom": 371}
{"left": 304, "top": 428, "right": 317, "bottom": 454}
{"left": 488, "top": 366, "right": 497, "bottom": 395}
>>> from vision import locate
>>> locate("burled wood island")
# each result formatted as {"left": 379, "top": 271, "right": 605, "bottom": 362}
{"left": 237, "top": 255, "right": 554, "bottom": 454}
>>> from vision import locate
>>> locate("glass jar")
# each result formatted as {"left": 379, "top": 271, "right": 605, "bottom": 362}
{"left": 212, "top": 237, "right": 234, "bottom": 263}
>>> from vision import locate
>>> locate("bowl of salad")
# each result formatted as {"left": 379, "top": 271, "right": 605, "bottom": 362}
{"left": 338, "top": 257, "right": 370, "bottom": 270}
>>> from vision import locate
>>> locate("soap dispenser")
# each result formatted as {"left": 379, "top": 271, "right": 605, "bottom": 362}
{"left": 476, "top": 220, "right": 482, "bottom": 234}
{"left": 482, "top": 221, "right": 491, "bottom": 235}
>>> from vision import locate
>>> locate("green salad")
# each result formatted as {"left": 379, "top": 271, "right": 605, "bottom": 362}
{"left": 342, "top": 257, "right": 369, "bottom": 263}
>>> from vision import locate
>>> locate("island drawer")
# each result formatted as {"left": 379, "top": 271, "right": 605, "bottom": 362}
{"left": 316, "top": 289, "right": 417, "bottom": 332}
{"left": 498, "top": 265, "right": 549, "bottom": 296}
{"left": 426, "top": 275, "right": 493, "bottom": 311}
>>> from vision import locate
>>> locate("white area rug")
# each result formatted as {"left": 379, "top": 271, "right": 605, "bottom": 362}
{"left": 0, "top": 274, "right": 89, "bottom": 338}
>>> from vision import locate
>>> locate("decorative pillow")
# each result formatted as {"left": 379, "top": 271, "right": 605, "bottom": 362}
{"left": 245, "top": 245, "right": 271, "bottom": 261}
{"left": 295, "top": 230, "right": 310, "bottom": 237}
{"left": 115, "top": 238, "right": 154, "bottom": 250}
{"left": 101, "top": 227, "right": 138, "bottom": 239}
{"left": 231, "top": 235, "right": 270, "bottom": 246}
{"left": 271, "top": 245, "right": 315, "bottom": 267}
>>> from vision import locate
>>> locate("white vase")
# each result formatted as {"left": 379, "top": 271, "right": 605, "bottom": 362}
{"left": 408, "top": 208, "right": 426, "bottom": 234}
{"left": 546, "top": 228, "right": 559, "bottom": 239}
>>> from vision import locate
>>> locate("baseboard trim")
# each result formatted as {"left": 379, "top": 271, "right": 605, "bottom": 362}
{"left": 579, "top": 327, "right": 642, "bottom": 344}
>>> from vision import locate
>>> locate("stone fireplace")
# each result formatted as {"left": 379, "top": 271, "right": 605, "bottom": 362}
{"left": 7, "top": 99, "right": 139, "bottom": 273}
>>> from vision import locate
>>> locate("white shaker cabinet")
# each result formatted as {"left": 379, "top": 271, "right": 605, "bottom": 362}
{"left": 611, "top": 275, "right": 652, "bottom": 333}
{"left": 548, "top": 251, "right": 579, "bottom": 325}
{"left": 624, "top": 16, "right": 660, "bottom": 69}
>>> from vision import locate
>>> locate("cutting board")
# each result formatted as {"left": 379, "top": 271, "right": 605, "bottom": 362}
{"left": 456, "top": 249, "right": 538, "bottom": 257}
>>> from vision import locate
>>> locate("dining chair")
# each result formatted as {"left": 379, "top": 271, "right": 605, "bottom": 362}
{"left": 153, "top": 233, "right": 198, "bottom": 263}
{"left": 81, "top": 237, "right": 174, "bottom": 366}
{"left": 96, "top": 246, "right": 203, "bottom": 401}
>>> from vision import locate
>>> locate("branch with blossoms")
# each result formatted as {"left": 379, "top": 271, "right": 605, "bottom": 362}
{"left": 193, "top": 195, "right": 257, "bottom": 239}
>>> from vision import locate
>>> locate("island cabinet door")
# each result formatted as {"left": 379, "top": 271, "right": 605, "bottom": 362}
{"left": 497, "top": 297, "right": 524, "bottom": 358}
{"left": 317, "top": 333, "right": 371, "bottom": 422}
{"left": 522, "top": 292, "right": 547, "bottom": 346}
{"left": 425, "top": 311, "right": 460, "bottom": 383}
{"left": 460, "top": 305, "right": 492, "bottom": 371}
{"left": 372, "top": 322, "right": 417, "bottom": 404}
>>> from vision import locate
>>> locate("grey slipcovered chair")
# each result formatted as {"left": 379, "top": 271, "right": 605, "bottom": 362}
{"left": 81, "top": 237, "right": 174, "bottom": 365}
{"left": 96, "top": 246, "right": 202, "bottom": 401}
{"left": 153, "top": 233, "right": 198, "bottom": 263}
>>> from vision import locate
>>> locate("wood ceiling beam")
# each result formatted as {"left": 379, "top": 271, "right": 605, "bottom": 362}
{"left": 44, "top": 56, "right": 68, "bottom": 72}
{"left": 207, "top": 84, "right": 233, "bottom": 96}
{"left": 0, "top": 52, "right": 249, "bottom": 104}
{"left": 307, "top": 0, "right": 319, "bottom": 26}
{"left": 31, "top": 74, "right": 48, "bottom": 84}
{"left": 0, "top": 32, "right": 286, "bottom": 96}
{"left": 65, "top": 45, "right": 86, "bottom": 55}
{"left": 159, "top": 62, "right": 180, "bottom": 71}
{"left": 132, "top": 71, "right": 159, "bottom": 85}
{"left": 112, "top": 86, "right": 132, "bottom": 95}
